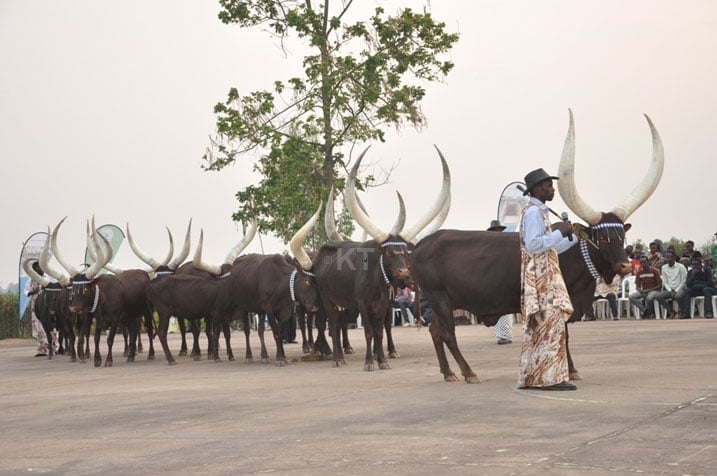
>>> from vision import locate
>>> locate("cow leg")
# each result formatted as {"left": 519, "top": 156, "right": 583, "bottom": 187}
{"left": 359, "top": 304, "right": 377, "bottom": 371}
{"left": 126, "top": 318, "right": 139, "bottom": 363}
{"left": 93, "top": 324, "right": 103, "bottom": 368}
{"left": 178, "top": 318, "right": 188, "bottom": 356}
{"left": 298, "top": 311, "right": 310, "bottom": 354}
{"left": 209, "top": 316, "right": 222, "bottom": 363}
{"left": 104, "top": 323, "right": 118, "bottom": 367}
{"left": 239, "top": 312, "right": 253, "bottom": 363}
{"left": 384, "top": 307, "right": 399, "bottom": 359}
{"left": 156, "top": 313, "right": 177, "bottom": 365}
{"left": 565, "top": 322, "right": 581, "bottom": 380}
{"left": 122, "top": 325, "right": 130, "bottom": 357}
{"left": 312, "top": 310, "right": 332, "bottom": 358}
{"left": 372, "top": 307, "right": 390, "bottom": 370}
{"left": 323, "top": 304, "right": 345, "bottom": 367}
{"left": 269, "top": 313, "right": 289, "bottom": 366}
{"left": 257, "top": 317, "right": 270, "bottom": 363}
{"left": 431, "top": 297, "right": 479, "bottom": 383}
{"left": 144, "top": 312, "right": 155, "bottom": 360}
{"left": 223, "top": 319, "right": 235, "bottom": 361}
{"left": 191, "top": 319, "right": 202, "bottom": 360}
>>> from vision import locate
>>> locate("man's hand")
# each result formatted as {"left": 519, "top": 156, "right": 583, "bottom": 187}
{"left": 558, "top": 220, "right": 573, "bottom": 237}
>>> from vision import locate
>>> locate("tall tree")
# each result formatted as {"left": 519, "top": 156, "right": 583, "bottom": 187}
{"left": 203, "top": 0, "right": 459, "bottom": 245}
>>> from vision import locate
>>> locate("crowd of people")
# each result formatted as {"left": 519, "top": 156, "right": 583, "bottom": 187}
{"left": 584, "top": 239, "right": 716, "bottom": 320}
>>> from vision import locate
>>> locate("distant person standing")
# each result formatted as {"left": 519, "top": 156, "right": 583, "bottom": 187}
{"left": 517, "top": 168, "right": 578, "bottom": 391}
{"left": 25, "top": 261, "right": 50, "bottom": 357}
{"left": 487, "top": 219, "right": 513, "bottom": 345}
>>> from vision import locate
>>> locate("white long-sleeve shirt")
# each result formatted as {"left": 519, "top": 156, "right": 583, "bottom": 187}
{"left": 521, "top": 197, "right": 577, "bottom": 255}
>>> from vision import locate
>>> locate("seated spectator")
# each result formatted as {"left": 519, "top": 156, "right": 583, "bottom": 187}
{"left": 585, "top": 276, "right": 619, "bottom": 320}
{"left": 681, "top": 240, "right": 702, "bottom": 261}
{"left": 680, "top": 257, "right": 715, "bottom": 318}
{"left": 654, "top": 250, "right": 688, "bottom": 318}
{"left": 646, "top": 241, "right": 664, "bottom": 268}
{"left": 392, "top": 283, "right": 414, "bottom": 326}
{"left": 629, "top": 255, "right": 662, "bottom": 318}
{"left": 418, "top": 288, "right": 433, "bottom": 326}
{"left": 630, "top": 245, "right": 644, "bottom": 276}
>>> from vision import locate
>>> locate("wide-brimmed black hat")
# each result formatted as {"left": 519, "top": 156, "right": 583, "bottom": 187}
{"left": 523, "top": 168, "right": 559, "bottom": 195}
{"left": 486, "top": 220, "right": 506, "bottom": 232}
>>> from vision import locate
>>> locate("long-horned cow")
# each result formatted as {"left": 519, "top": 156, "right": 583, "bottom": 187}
{"left": 193, "top": 207, "right": 322, "bottom": 365}
{"left": 312, "top": 147, "right": 450, "bottom": 370}
{"left": 411, "top": 111, "right": 664, "bottom": 382}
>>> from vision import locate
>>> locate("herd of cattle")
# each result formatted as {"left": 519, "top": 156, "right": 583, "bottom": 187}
{"left": 24, "top": 112, "right": 665, "bottom": 383}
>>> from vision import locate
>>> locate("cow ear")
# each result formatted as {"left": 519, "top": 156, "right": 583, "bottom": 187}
{"left": 623, "top": 223, "right": 632, "bottom": 233}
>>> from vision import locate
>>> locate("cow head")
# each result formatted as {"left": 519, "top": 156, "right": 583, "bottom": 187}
{"left": 558, "top": 109, "right": 663, "bottom": 278}
{"left": 342, "top": 146, "right": 451, "bottom": 285}
{"left": 289, "top": 204, "right": 322, "bottom": 312}
{"left": 47, "top": 218, "right": 111, "bottom": 314}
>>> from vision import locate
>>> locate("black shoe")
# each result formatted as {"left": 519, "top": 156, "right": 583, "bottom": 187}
{"left": 583, "top": 317, "right": 596, "bottom": 321}
{"left": 706, "top": 313, "right": 714, "bottom": 319}
{"left": 497, "top": 338, "right": 512, "bottom": 345}
{"left": 528, "top": 381, "right": 577, "bottom": 391}
{"left": 35, "top": 353, "right": 47, "bottom": 357}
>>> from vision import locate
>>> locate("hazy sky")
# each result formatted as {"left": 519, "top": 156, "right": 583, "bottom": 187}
{"left": 1, "top": 1, "right": 716, "bottom": 286}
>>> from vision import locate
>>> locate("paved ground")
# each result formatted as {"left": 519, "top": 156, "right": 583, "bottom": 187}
{"left": 0, "top": 318, "right": 715, "bottom": 475}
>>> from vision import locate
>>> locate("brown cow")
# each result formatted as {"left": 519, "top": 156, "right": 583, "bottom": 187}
{"left": 312, "top": 147, "right": 450, "bottom": 370}
{"left": 411, "top": 111, "right": 664, "bottom": 383}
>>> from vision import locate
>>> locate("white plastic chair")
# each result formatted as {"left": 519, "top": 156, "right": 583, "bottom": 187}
{"left": 690, "top": 296, "right": 705, "bottom": 318}
{"left": 593, "top": 299, "right": 610, "bottom": 319}
{"left": 617, "top": 275, "right": 641, "bottom": 319}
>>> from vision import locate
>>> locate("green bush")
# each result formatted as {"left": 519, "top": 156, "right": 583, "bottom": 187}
{"left": 0, "top": 291, "right": 22, "bottom": 339}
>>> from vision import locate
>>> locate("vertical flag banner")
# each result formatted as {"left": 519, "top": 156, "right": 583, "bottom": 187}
{"left": 497, "top": 182, "right": 529, "bottom": 232}
{"left": 85, "top": 224, "right": 125, "bottom": 275}
{"left": 18, "top": 231, "right": 50, "bottom": 319}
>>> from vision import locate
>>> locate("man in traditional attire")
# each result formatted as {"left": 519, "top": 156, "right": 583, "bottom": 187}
{"left": 518, "top": 168, "right": 578, "bottom": 391}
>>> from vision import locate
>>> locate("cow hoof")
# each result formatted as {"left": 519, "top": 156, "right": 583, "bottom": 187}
{"left": 127, "top": 357, "right": 135, "bottom": 363}
{"left": 465, "top": 376, "right": 481, "bottom": 384}
{"left": 444, "top": 374, "right": 460, "bottom": 382}
{"left": 379, "top": 362, "right": 391, "bottom": 370}
{"left": 228, "top": 356, "right": 235, "bottom": 362}
{"left": 168, "top": 360, "right": 178, "bottom": 366}
{"left": 123, "top": 351, "right": 129, "bottom": 357}
{"left": 261, "top": 358, "right": 271, "bottom": 364}
{"left": 104, "top": 361, "right": 113, "bottom": 367}
{"left": 302, "top": 346, "right": 311, "bottom": 354}
{"left": 245, "top": 357, "right": 253, "bottom": 363}
{"left": 364, "top": 363, "right": 375, "bottom": 371}
{"left": 147, "top": 355, "right": 155, "bottom": 361}
{"left": 94, "top": 361, "right": 102, "bottom": 368}
{"left": 344, "top": 347, "right": 355, "bottom": 354}
{"left": 192, "top": 356, "right": 201, "bottom": 362}
{"left": 569, "top": 372, "right": 582, "bottom": 381}
{"left": 389, "top": 351, "right": 399, "bottom": 359}
{"left": 178, "top": 351, "right": 187, "bottom": 357}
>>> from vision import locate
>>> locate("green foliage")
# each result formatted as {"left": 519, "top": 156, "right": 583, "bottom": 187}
{"left": 205, "top": 1, "right": 459, "bottom": 243}
{"left": 0, "top": 291, "right": 21, "bottom": 339}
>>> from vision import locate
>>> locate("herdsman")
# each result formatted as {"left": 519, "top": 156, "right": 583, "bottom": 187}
{"left": 517, "top": 168, "right": 578, "bottom": 391}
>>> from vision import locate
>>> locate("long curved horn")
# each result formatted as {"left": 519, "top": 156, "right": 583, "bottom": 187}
{"left": 84, "top": 227, "right": 108, "bottom": 280}
{"left": 224, "top": 217, "right": 257, "bottom": 264}
{"left": 345, "top": 147, "right": 390, "bottom": 242}
{"left": 414, "top": 187, "right": 452, "bottom": 243}
{"left": 324, "top": 188, "right": 344, "bottom": 241}
{"left": 557, "top": 109, "right": 603, "bottom": 225}
{"left": 389, "top": 191, "right": 406, "bottom": 235}
{"left": 192, "top": 229, "right": 223, "bottom": 276}
{"left": 86, "top": 220, "right": 120, "bottom": 275}
{"left": 50, "top": 217, "right": 81, "bottom": 277}
{"left": 610, "top": 114, "right": 664, "bottom": 221}
{"left": 167, "top": 219, "right": 192, "bottom": 270}
{"left": 290, "top": 203, "right": 322, "bottom": 271}
{"left": 127, "top": 224, "right": 180, "bottom": 270}
{"left": 400, "top": 145, "right": 451, "bottom": 244}
{"left": 23, "top": 258, "right": 50, "bottom": 288}
{"left": 40, "top": 229, "right": 71, "bottom": 286}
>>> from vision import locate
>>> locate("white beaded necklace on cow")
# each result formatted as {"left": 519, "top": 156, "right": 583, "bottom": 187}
{"left": 579, "top": 240, "right": 601, "bottom": 280}
{"left": 289, "top": 269, "right": 315, "bottom": 302}
{"left": 72, "top": 280, "right": 101, "bottom": 313}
